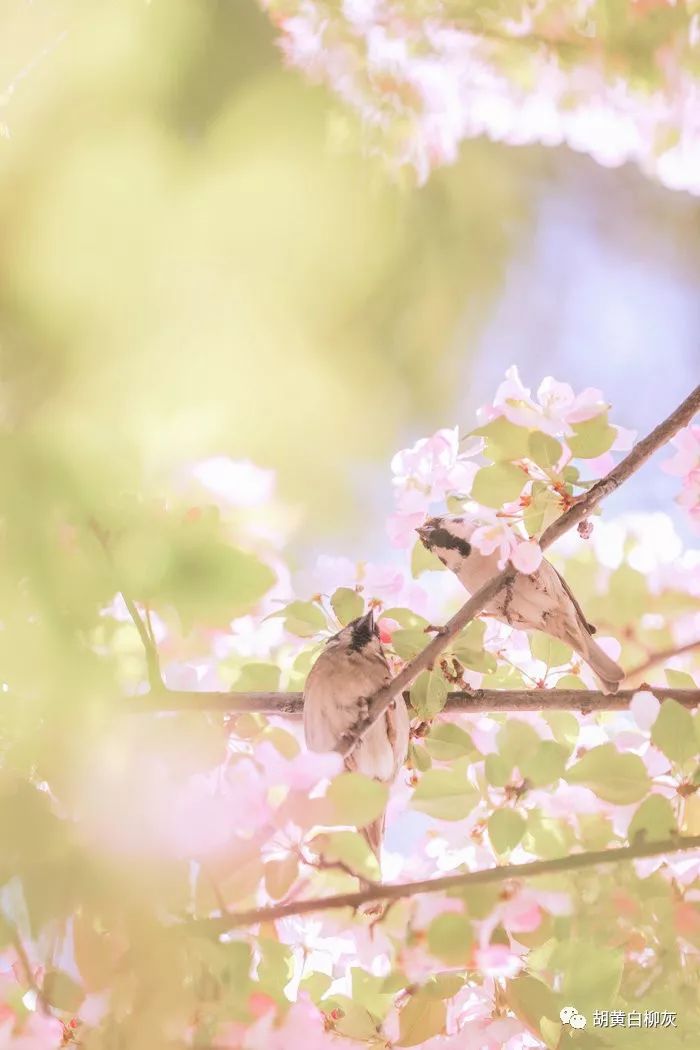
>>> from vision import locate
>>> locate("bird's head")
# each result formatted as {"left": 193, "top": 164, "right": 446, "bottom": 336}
{"left": 328, "top": 608, "right": 382, "bottom": 655}
{"left": 416, "top": 515, "right": 474, "bottom": 569}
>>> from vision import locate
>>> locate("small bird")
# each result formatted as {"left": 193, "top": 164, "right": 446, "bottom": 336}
{"left": 417, "top": 515, "right": 624, "bottom": 693}
{"left": 303, "top": 609, "right": 410, "bottom": 869}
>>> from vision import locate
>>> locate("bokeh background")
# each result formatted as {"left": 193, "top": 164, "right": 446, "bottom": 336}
{"left": 1, "top": 0, "right": 699, "bottom": 565}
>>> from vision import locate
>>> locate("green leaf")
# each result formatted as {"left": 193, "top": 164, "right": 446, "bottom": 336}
{"left": 559, "top": 941, "right": 623, "bottom": 1013}
{"left": 43, "top": 969, "right": 85, "bottom": 1012}
{"left": 351, "top": 968, "right": 394, "bottom": 1019}
{"left": 326, "top": 773, "right": 388, "bottom": 828}
{"left": 565, "top": 744, "right": 650, "bottom": 804}
{"left": 542, "top": 711, "right": 580, "bottom": 750}
{"left": 520, "top": 741, "right": 569, "bottom": 787}
{"left": 488, "top": 809, "right": 526, "bottom": 853}
{"left": 264, "top": 855, "right": 299, "bottom": 900}
{"left": 299, "top": 971, "right": 332, "bottom": 1003}
{"left": 628, "top": 794, "right": 677, "bottom": 843}
{"left": 309, "top": 831, "right": 380, "bottom": 881}
{"left": 397, "top": 992, "right": 446, "bottom": 1047}
{"left": 450, "top": 621, "right": 498, "bottom": 673}
{"left": 528, "top": 432, "right": 562, "bottom": 469}
{"left": 330, "top": 587, "right": 365, "bottom": 626}
{"left": 471, "top": 463, "right": 527, "bottom": 508}
{"left": 257, "top": 939, "right": 294, "bottom": 1003}
{"left": 652, "top": 699, "right": 697, "bottom": 763}
{"left": 505, "top": 975, "right": 561, "bottom": 1042}
{"left": 567, "top": 412, "right": 616, "bottom": 459}
{"left": 551, "top": 673, "right": 586, "bottom": 690}
{"left": 450, "top": 642, "right": 497, "bottom": 674}
{"left": 235, "top": 662, "right": 281, "bottom": 691}
{"left": 411, "top": 769, "right": 478, "bottom": 821}
{"left": 605, "top": 563, "right": 649, "bottom": 625}
{"left": 522, "top": 481, "right": 553, "bottom": 537}
{"left": 484, "top": 753, "right": 511, "bottom": 787}
{"left": 270, "top": 599, "right": 327, "bottom": 637}
{"left": 665, "top": 668, "right": 697, "bottom": 688}
{"left": 325, "top": 996, "right": 380, "bottom": 1040}
{"left": 383, "top": 607, "right": 429, "bottom": 629}
{"left": 392, "top": 628, "right": 429, "bottom": 660}
{"left": 577, "top": 813, "right": 614, "bottom": 850}
{"left": 530, "top": 632, "right": 573, "bottom": 667}
{"left": 474, "top": 418, "right": 530, "bottom": 461}
{"left": 148, "top": 529, "right": 277, "bottom": 627}
{"left": 427, "top": 913, "right": 473, "bottom": 964}
{"left": 411, "top": 539, "right": 446, "bottom": 577}
{"left": 524, "top": 812, "right": 575, "bottom": 858}
{"left": 424, "top": 723, "right": 475, "bottom": 762}
{"left": 261, "top": 725, "right": 300, "bottom": 759}
{"left": 409, "top": 742, "right": 431, "bottom": 772}
{"left": 497, "top": 720, "right": 541, "bottom": 769}
{"left": 410, "top": 670, "right": 448, "bottom": 719}
{"left": 422, "top": 973, "right": 465, "bottom": 999}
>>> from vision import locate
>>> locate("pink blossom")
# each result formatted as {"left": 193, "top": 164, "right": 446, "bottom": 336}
{"left": 491, "top": 367, "right": 605, "bottom": 437}
{"left": 630, "top": 690, "right": 660, "bottom": 731}
{"left": 256, "top": 741, "right": 343, "bottom": 790}
{"left": 470, "top": 519, "right": 540, "bottom": 575}
{"left": 502, "top": 899, "right": 543, "bottom": 934}
{"left": 474, "top": 944, "right": 523, "bottom": 978}
{"left": 678, "top": 468, "right": 700, "bottom": 532}
{"left": 510, "top": 540, "right": 543, "bottom": 574}
{"left": 471, "top": 521, "right": 519, "bottom": 569}
{"left": 663, "top": 425, "right": 700, "bottom": 477}
{"left": 390, "top": 426, "right": 481, "bottom": 508}
{"left": 386, "top": 509, "right": 425, "bottom": 549}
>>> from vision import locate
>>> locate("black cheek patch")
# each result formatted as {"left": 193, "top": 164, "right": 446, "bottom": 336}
{"left": 349, "top": 618, "right": 373, "bottom": 651}
{"left": 429, "top": 527, "right": 472, "bottom": 558}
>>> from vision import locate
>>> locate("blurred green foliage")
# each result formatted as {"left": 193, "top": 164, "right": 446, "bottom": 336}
{"left": 0, "top": 0, "right": 525, "bottom": 528}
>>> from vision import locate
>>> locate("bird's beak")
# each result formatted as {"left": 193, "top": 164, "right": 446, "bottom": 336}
{"left": 416, "top": 521, "right": 434, "bottom": 545}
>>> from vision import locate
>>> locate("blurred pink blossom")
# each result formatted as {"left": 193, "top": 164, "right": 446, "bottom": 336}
{"left": 0, "top": 1013, "right": 64, "bottom": 1049}
{"left": 663, "top": 426, "right": 700, "bottom": 532}
{"left": 663, "top": 425, "right": 700, "bottom": 477}
{"left": 243, "top": 995, "right": 357, "bottom": 1050}
{"left": 186, "top": 457, "right": 276, "bottom": 508}
{"left": 474, "top": 944, "right": 523, "bottom": 978}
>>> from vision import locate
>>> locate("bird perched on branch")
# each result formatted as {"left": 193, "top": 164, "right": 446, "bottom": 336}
{"left": 417, "top": 515, "right": 624, "bottom": 694}
{"left": 303, "top": 609, "right": 409, "bottom": 869}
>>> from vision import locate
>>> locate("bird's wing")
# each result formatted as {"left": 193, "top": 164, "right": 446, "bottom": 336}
{"left": 302, "top": 648, "right": 392, "bottom": 759}
{"left": 550, "top": 563, "right": 596, "bottom": 633}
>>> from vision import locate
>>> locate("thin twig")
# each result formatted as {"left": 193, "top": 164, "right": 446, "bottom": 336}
{"left": 625, "top": 640, "right": 700, "bottom": 687}
{"left": 126, "top": 686, "right": 700, "bottom": 716}
{"left": 121, "top": 593, "right": 162, "bottom": 691}
{"left": 90, "top": 521, "right": 163, "bottom": 690}
{"left": 181, "top": 835, "right": 700, "bottom": 935}
{"left": 331, "top": 385, "right": 700, "bottom": 760}
{"left": 3, "top": 915, "right": 50, "bottom": 1015}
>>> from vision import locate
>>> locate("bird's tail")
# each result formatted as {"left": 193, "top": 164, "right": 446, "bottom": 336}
{"left": 572, "top": 630, "right": 625, "bottom": 694}
{"left": 361, "top": 813, "right": 385, "bottom": 870}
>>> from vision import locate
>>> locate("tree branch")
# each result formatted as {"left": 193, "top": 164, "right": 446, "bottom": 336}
{"left": 332, "top": 385, "right": 700, "bottom": 760}
{"left": 129, "top": 686, "right": 700, "bottom": 716}
{"left": 182, "top": 835, "right": 700, "bottom": 935}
